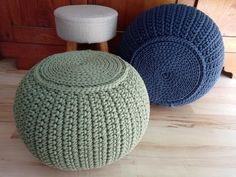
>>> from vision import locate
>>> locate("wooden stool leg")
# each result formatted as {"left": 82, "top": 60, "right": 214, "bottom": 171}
{"left": 97, "top": 42, "right": 109, "bottom": 52}
{"left": 67, "top": 41, "right": 77, "bottom": 51}
{"left": 223, "top": 67, "right": 236, "bottom": 79}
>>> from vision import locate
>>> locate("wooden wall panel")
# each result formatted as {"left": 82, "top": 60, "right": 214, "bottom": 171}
{"left": 223, "top": 37, "right": 236, "bottom": 53}
{"left": 177, "top": 0, "right": 196, "bottom": 6}
{"left": 124, "top": 0, "right": 174, "bottom": 30}
{"left": 0, "top": 42, "right": 65, "bottom": 69}
{"left": 7, "top": 0, "right": 71, "bottom": 27}
{"left": 13, "top": 26, "right": 65, "bottom": 45}
{"left": 197, "top": 0, "right": 236, "bottom": 78}
{"left": 224, "top": 53, "right": 236, "bottom": 79}
{"left": 94, "top": 0, "right": 176, "bottom": 54}
{"left": 143, "top": 0, "right": 176, "bottom": 9}
{"left": 92, "top": 0, "right": 129, "bottom": 30}
{"left": 0, "top": 1, "right": 14, "bottom": 42}
{"left": 94, "top": 0, "right": 176, "bottom": 31}
{"left": 1, "top": 0, "right": 88, "bottom": 69}
{"left": 223, "top": 37, "right": 236, "bottom": 78}
{"left": 71, "top": 0, "right": 88, "bottom": 4}
{"left": 197, "top": 0, "right": 236, "bottom": 36}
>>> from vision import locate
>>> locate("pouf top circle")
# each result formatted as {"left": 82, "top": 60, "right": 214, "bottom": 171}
{"left": 131, "top": 36, "right": 205, "bottom": 105}
{"left": 54, "top": 5, "right": 118, "bottom": 23}
{"left": 34, "top": 50, "right": 128, "bottom": 92}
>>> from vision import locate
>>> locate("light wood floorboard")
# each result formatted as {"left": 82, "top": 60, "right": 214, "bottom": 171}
{"left": 1, "top": 58, "right": 236, "bottom": 177}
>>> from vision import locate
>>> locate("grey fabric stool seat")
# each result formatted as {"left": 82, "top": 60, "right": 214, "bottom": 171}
{"left": 54, "top": 5, "right": 118, "bottom": 52}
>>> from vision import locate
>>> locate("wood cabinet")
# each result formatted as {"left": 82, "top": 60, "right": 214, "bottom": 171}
{"left": 0, "top": 0, "right": 235, "bottom": 77}
{"left": 197, "top": 0, "right": 236, "bottom": 78}
{"left": 0, "top": 0, "right": 86, "bottom": 69}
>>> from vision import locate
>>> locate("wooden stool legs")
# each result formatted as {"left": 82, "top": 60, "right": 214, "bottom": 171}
{"left": 66, "top": 41, "right": 109, "bottom": 52}
{"left": 97, "top": 42, "right": 109, "bottom": 52}
{"left": 67, "top": 41, "right": 77, "bottom": 51}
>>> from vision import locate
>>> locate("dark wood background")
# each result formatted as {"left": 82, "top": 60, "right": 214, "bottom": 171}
{"left": 0, "top": 0, "right": 235, "bottom": 75}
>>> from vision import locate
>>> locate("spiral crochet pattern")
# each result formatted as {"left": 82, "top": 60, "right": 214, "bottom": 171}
{"left": 13, "top": 50, "right": 150, "bottom": 170}
{"left": 119, "top": 4, "right": 224, "bottom": 106}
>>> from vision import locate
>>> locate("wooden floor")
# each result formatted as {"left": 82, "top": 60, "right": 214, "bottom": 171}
{"left": 1, "top": 58, "right": 236, "bottom": 177}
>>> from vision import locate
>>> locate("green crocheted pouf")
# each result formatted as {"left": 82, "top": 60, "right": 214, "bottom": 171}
{"left": 13, "top": 50, "right": 150, "bottom": 171}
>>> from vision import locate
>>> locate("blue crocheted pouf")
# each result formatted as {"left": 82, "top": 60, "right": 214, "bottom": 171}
{"left": 119, "top": 4, "right": 224, "bottom": 106}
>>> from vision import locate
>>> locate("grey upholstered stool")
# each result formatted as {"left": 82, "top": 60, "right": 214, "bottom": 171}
{"left": 54, "top": 5, "right": 118, "bottom": 52}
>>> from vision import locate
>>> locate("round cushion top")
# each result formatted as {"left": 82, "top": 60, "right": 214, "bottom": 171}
{"left": 54, "top": 5, "right": 118, "bottom": 43}
{"left": 35, "top": 50, "right": 128, "bottom": 92}
{"left": 54, "top": 5, "right": 118, "bottom": 23}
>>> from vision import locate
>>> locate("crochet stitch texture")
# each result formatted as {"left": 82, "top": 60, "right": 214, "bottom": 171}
{"left": 119, "top": 4, "right": 224, "bottom": 106}
{"left": 13, "top": 50, "right": 150, "bottom": 170}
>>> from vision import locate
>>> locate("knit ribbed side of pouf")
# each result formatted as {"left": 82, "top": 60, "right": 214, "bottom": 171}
{"left": 13, "top": 50, "right": 150, "bottom": 170}
{"left": 119, "top": 4, "right": 224, "bottom": 106}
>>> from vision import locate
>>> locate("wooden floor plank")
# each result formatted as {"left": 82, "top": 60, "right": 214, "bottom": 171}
{"left": 0, "top": 58, "right": 236, "bottom": 177}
